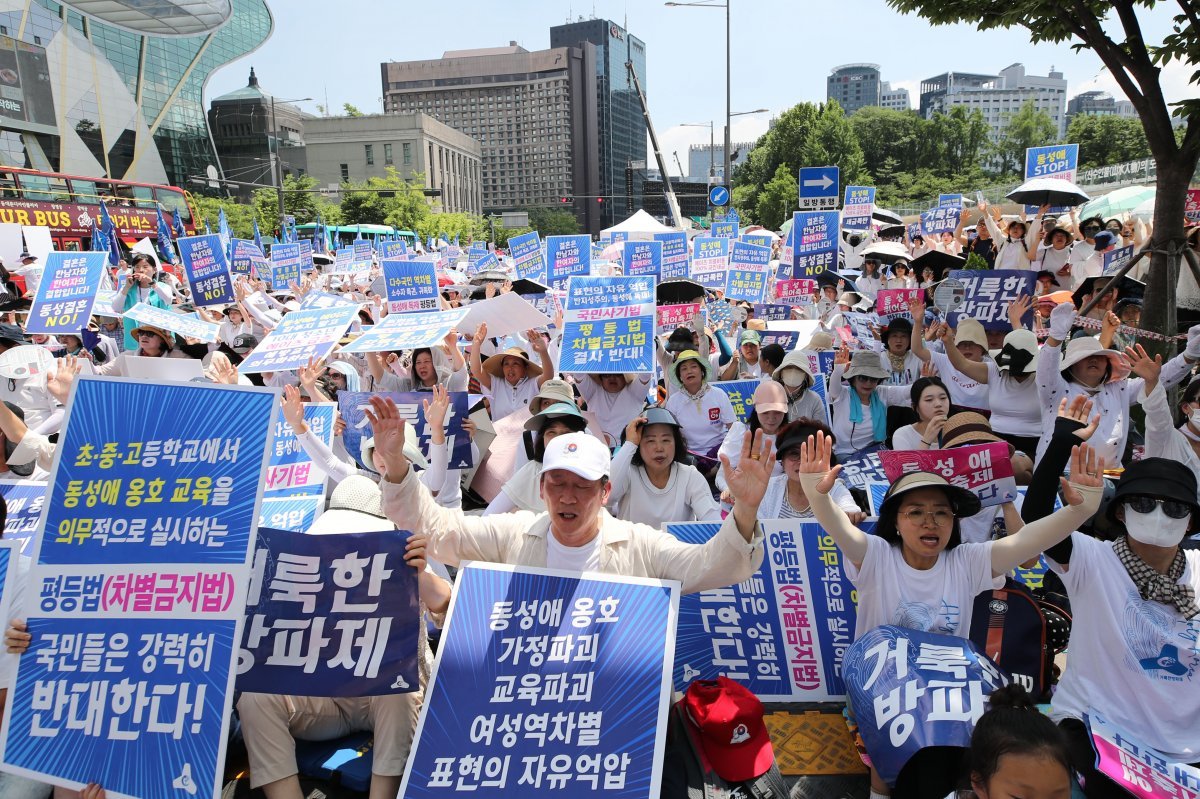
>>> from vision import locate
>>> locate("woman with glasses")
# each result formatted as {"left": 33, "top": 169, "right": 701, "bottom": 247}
{"left": 827, "top": 349, "right": 912, "bottom": 458}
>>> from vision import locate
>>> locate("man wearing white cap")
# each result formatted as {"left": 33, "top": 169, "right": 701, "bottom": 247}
{"left": 366, "top": 395, "right": 774, "bottom": 591}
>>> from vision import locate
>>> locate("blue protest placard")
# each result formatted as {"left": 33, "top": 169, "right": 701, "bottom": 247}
{"left": 711, "top": 380, "right": 758, "bottom": 423}
{"left": 0, "top": 480, "right": 46, "bottom": 554}
{"left": 298, "top": 240, "right": 315, "bottom": 272}
{"left": 758, "top": 330, "right": 800, "bottom": 352}
{"left": 623, "top": 240, "right": 662, "bottom": 278}
{"left": 607, "top": 230, "right": 630, "bottom": 244}
{"left": 0, "top": 377, "right": 276, "bottom": 799}
{"left": 469, "top": 251, "right": 499, "bottom": 275}
{"left": 383, "top": 258, "right": 439, "bottom": 314}
{"left": 266, "top": 402, "right": 335, "bottom": 496}
{"left": 711, "top": 220, "right": 737, "bottom": 239}
{"left": 269, "top": 242, "right": 303, "bottom": 291}
{"left": 178, "top": 234, "right": 235, "bottom": 307}
{"left": 939, "top": 193, "right": 963, "bottom": 208}
{"left": 654, "top": 231, "right": 689, "bottom": 280}
{"left": 258, "top": 495, "right": 323, "bottom": 532}
{"left": 791, "top": 211, "right": 840, "bottom": 278}
{"left": 124, "top": 301, "right": 221, "bottom": 343}
{"left": 724, "top": 240, "right": 771, "bottom": 303}
{"left": 333, "top": 247, "right": 354, "bottom": 273}
{"left": 339, "top": 390, "right": 473, "bottom": 471}
{"left": 1103, "top": 244, "right": 1135, "bottom": 276}
{"left": 558, "top": 275, "right": 656, "bottom": 374}
{"left": 380, "top": 239, "right": 409, "bottom": 260}
{"left": 508, "top": 231, "right": 546, "bottom": 284}
{"left": 843, "top": 186, "right": 875, "bottom": 232}
{"left": 1024, "top": 144, "right": 1080, "bottom": 213}
{"left": 919, "top": 206, "right": 961, "bottom": 237}
{"left": 546, "top": 235, "right": 591, "bottom": 290}
{"left": 399, "top": 562, "right": 678, "bottom": 797}
{"left": 237, "top": 528, "right": 420, "bottom": 696}
{"left": 690, "top": 236, "right": 729, "bottom": 290}
{"left": 844, "top": 625, "right": 1007, "bottom": 786}
{"left": 238, "top": 305, "right": 360, "bottom": 374}
{"left": 231, "top": 239, "right": 266, "bottom": 277}
{"left": 798, "top": 166, "right": 840, "bottom": 210}
{"left": 341, "top": 308, "right": 468, "bottom": 355}
{"left": 667, "top": 520, "right": 858, "bottom": 701}
{"left": 354, "top": 241, "right": 374, "bottom": 262}
{"left": 946, "top": 269, "right": 1037, "bottom": 330}
{"left": 741, "top": 233, "right": 775, "bottom": 249}
{"left": 838, "top": 445, "right": 887, "bottom": 490}
{"left": 25, "top": 251, "right": 106, "bottom": 335}
{"left": 754, "top": 303, "right": 792, "bottom": 322}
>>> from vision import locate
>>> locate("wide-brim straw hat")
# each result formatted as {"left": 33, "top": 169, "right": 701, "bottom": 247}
{"left": 129, "top": 324, "right": 176, "bottom": 350}
{"left": 1059, "top": 337, "right": 1130, "bottom": 383}
{"left": 940, "top": 411, "right": 1002, "bottom": 450}
{"left": 483, "top": 346, "right": 543, "bottom": 378}
{"left": 842, "top": 350, "right": 890, "bottom": 381}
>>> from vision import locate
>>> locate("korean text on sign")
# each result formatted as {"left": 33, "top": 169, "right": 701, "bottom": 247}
{"left": 509, "top": 231, "right": 546, "bottom": 284}
{"left": 25, "top": 252, "right": 106, "bottom": 336}
{"left": 547, "top": 235, "right": 591, "bottom": 290}
{"left": 383, "top": 259, "right": 439, "bottom": 314}
{"left": 842, "top": 186, "right": 875, "bottom": 232}
{"left": 790, "top": 211, "right": 839, "bottom": 279}
{"left": 238, "top": 305, "right": 360, "bottom": 374}
{"left": 269, "top": 242, "right": 304, "bottom": 291}
{"left": 179, "top": 233, "right": 235, "bottom": 307}
{"left": 879, "top": 443, "right": 1017, "bottom": 508}
{"left": 946, "top": 269, "right": 1037, "bottom": 330}
{"left": 689, "top": 237, "right": 729, "bottom": 290}
{"left": 724, "top": 241, "right": 771, "bottom": 304}
{"left": 558, "top": 276, "right": 656, "bottom": 374}
{"left": 339, "top": 390, "right": 473, "bottom": 472}
{"left": 654, "top": 231, "right": 689, "bottom": 280}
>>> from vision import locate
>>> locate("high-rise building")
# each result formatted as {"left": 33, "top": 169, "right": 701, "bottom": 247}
{"left": 687, "top": 141, "right": 753, "bottom": 183}
{"left": 920, "top": 64, "right": 1068, "bottom": 140}
{"left": 0, "top": 0, "right": 271, "bottom": 189}
{"left": 879, "top": 82, "right": 911, "bottom": 111}
{"left": 827, "top": 64, "right": 881, "bottom": 114}
{"left": 1066, "top": 90, "right": 1138, "bottom": 125}
{"left": 381, "top": 43, "right": 602, "bottom": 234}
{"left": 550, "top": 19, "right": 647, "bottom": 228}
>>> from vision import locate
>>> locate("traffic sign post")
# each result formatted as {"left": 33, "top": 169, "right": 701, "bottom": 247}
{"left": 708, "top": 185, "right": 730, "bottom": 207}
{"left": 798, "top": 166, "right": 840, "bottom": 210}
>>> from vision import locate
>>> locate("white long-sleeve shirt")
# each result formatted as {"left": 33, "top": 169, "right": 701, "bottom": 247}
{"left": 606, "top": 441, "right": 721, "bottom": 528}
{"left": 983, "top": 215, "right": 1038, "bottom": 271}
{"left": 1138, "top": 381, "right": 1200, "bottom": 503}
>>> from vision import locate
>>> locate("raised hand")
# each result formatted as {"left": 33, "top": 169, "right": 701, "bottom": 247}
{"left": 281, "top": 384, "right": 306, "bottom": 432}
{"left": 1007, "top": 295, "right": 1032, "bottom": 329}
{"left": 1056, "top": 394, "right": 1100, "bottom": 441}
{"left": 472, "top": 323, "right": 489, "bottom": 347}
{"left": 422, "top": 383, "right": 451, "bottom": 431}
{"left": 364, "top": 395, "right": 410, "bottom": 478}
{"left": 297, "top": 355, "right": 325, "bottom": 388}
{"left": 907, "top": 297, "right": 925, "bottom": 321}
{"left": 1124, "top": 343, "right": 1162, "bottom": 385}
{"left": 4, "top": 618, "right": 29, "bottom": 654}
{"left": 625, "top": 416, "right": 647, "bottom": 447}
{"left": 796, "top": 432, "right": 841, "bottom": 495}
{"left": 834, "top": 345, "right": 850, "bottom": 367}
{"left": 719, "top": 428, "right": 776, "bottom": 509}
{"left": 920, "top": 360, "right": 938, "bottom": 378}
{"left": 527, "top": 328, "right": 549, "bottom": 355}
{"left": 208, "top": 351, "right": 239, "bottom": 385}
{"left": 47, "top": 354, "right": 83, "bottom": 402}
{"left": 1060, "top": 443, "right": 1104, "bottom": 506}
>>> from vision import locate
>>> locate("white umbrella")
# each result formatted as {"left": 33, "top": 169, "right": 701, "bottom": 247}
{"left": 1131, "top": 196, "right": 1155, "bottom": 221}
{"left": 861, "top": 241, "right": 911, "bottom": 264}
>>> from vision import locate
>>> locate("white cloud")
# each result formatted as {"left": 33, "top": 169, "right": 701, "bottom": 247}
{"left": 1072, "top": 57, "right": 1195, "bottom": 106}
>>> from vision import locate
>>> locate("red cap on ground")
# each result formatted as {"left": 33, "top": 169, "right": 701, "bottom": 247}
{"left": 683, "top": 677, "right": 775, "bottom": 782}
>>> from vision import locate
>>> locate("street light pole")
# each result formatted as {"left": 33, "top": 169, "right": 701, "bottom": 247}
{"left": 268, "top": 94, "right": 312, "bottom": 237}
{"left": 724, "top": 0, "right": 731, "bottom": 186}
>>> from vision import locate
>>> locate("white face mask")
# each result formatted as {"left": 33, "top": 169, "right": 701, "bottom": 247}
{"left": 1124, "top": 505, "right": 1190, "bottom": 549}
{"left": 780, "top": 369, "right": 805, "bottom": 388}
{"left": 1189, "top": 408, "right": 1200, "bottom": 428}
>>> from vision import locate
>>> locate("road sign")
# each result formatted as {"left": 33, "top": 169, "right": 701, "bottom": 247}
{"left": 798, "top": 166, "right": 840, "bottom": 210}
{"left": 708, "top": 185, "right": 730, "bottom": 207}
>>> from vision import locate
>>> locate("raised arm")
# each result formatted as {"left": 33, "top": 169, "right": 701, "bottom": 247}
{"left": 470, "top": 323, "right": 491, "bottom": 390}
{"left": 908, "top": 297, "right": 932, "bottom": 363}
{"left": 940, "top": 323, "right": 989, "bottom": 383}
{"left": 793, "top": 431, "right": 870, "bottom": 568}
{"left": 527, "top": 328, "right": 555, "bottom": 387}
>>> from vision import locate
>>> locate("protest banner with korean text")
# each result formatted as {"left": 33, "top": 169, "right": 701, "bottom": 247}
{"left": 656, "top": 303, "right": 701, "bottom": 335}
{"left": 25, "top": 252, "right": 106, "bottom": 335}
{"left": 399, "top": 562, "right": 678, "bottom": 798}
{"left": 380, "top": 240, "right": 409, "bottom": 260}
{"left": 838, "top": 446, "right": 887, "bottom": 490}
{"left": 711, "top": 380, "right": 758, "bottom": 424}
{"left": 876, "top": 288, "right": 922, "bottom": 323}
{"left": 300, "top": 290, "right": 358, "bottom": 311}
{"left": 844, "top": 626, "right": 1008, "bottom": 786}
{"left": 724, "top": 241, "right": 771, "bottom": 304}
{"left": 558, "top": 276, "right": 655, "bottom": 374}
{"left": 919, "top": 207, "right": 961, "bottom": 237}
{"left": 124, "top": 301, "right": 220, "bottom": 343}
{"left": 790, "top": 211, "right": 839, "bottom": 278}
{"left": 269, "top": 242, "right": 303, "bottom": 291}
{"left": 0, "top": 480, "right": 46, "bottom": 553}
{"left": 843, "top": 187, "right": 875, "bottom": 232}
{"left": 547, "top": 235, "right": 591, "bottom": 290}
{"left": 258, "top": 496, "right": 323, "bottom": 533}
{"left": 623, "top": 240, "right": 662, "bottom": 279}
{"left": 775, "top": 278, "right": 817, "bottom": 305}
{"left": 179, "top": 234, "right": 235, "bottom": 307}
{"left": 237, "top": 528, "right": 420, "bottom": 696}
{"left": 339, "top": 390, "right": 473, "bottom": 471}
{"left": 383, "top": 258, "right": 439, "bottom": 314}
{"left": 1103, "top": 245, "right": 1135, "bottom": 276}
{"left": 265, "top": 402, "right": 335, "bottom": 497}
{"left": 298, "top": 240, "right": 314, "bottom": 272}
{"left": 1088, "top": 712, "right": 1200, "bottom": 799}
{"left": 711, "top": 220, "right": 737, "bottom": 239}
{"left": 1024, "top": 144, "right": 1080, "bottom": 213}
{"left": 341, "top": 308, "right": 467, "bottom": 355}
{"left": 1187, "top": 189, "right": 1200, "bottom": 223}
{"left": 231, "top": 239, "right": 266, "bottom": 277}
{"left": 690, "top": 236, "right": 729, "bottom": 290}
{"left": 654, "top": 231, "right": 689, "bottom": 280}
{"left": 238, "top": 305, "right": 360, "bottom": 374}
{"left": 668, "top": 520, "right": 859, "bottom": 702}
{"left": 758, "top": 330, "right": 800, "bottom": 352}
{"left": 754, "top": 303, "right": 792, "bottom": 322}
{"left": 0, "top": 377, "right": 276, "bottom": 799}
{"left": 946, "top": 270, "right": 1037, "bottom": 330}
{"left": 509, "top": 231, "right": 546, "bottom": 284}
{"left": 939, "top": 194, "right": 963, "bottom": 208}
{"left": 741, "top": 233, "right": 775, "bottom": 249}
{"left": 879, "top": 443, "right": 1016, "bottom": 508}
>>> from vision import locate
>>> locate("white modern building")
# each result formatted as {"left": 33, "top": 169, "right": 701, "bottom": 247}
{"left": 920, "top": 63, "right": 1068, "bottom": 139}
{"left": 687, "top": 141, "right": 753, "bottom": 183}
{"left": 879, "top": 81, "right": 911, "bottom": 111}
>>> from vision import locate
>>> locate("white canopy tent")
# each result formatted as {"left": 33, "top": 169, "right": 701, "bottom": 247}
{"left": 600, "top": 209, "right": 677, "bottom": 240}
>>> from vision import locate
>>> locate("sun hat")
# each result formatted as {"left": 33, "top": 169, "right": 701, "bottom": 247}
{"left": 0, "top": 323, "right": 28, "bottom": 347}
{"left": 682, "top": 677, "right": 776, "bottom": 783}
{"left": 129, "top": 324, "right": 175, "bottom": 350}
{"left": 670, "top": 349, "right": 713, "bottom": 388}
{"left": 842, "top": 351, "right": 890, "bottom": 381}
{"left": 994, "top": 328, "right": 1038, "bottom": 375}
{"left": 774, "top": 419, "right": 833, "bottom": 459}
{"left": 739, "top": 329, "right": 761, "bottom": 346}
{"left": 482, "top": 346, "right": 543, "bottom": 379}
{"left": 361, "top": 426, "right": 429, "bottom": 472}
{"left": 877, "top": 472, "right": 982, "bottom": 529}
{"left": 940, "top": 411, "right": 1002, "bottom": 450}
{"left": 1093, "top": 231, "right": 1117, "bottom": 250}
{"left": 529, "top": 378, "right": 576, "bottom": 414}
{"left": 1105, "top": 457, "right": 1199, "bottom": 526}
{"left": 880, "top": 316, "right": 912, "bottom": 342}
{"left": 306, "top": 474, "right": 394, "bottom": 534}
{"left": 953, "top": 317, "right": 988, "bottom": 351}
{"left": 1059, "top": 337, "right": 1130, "bottom": 382}
{"left": 523, "top": 401, "right": 587, "bottom": 432}
{"left": 751, "top": 380, "right": 789, "bottom": 415}
{"left": 641, "top": 406, "right": 681, "bottom": 428}
{"left": 540, "top": 432, "right": 611, "bottom": 481}
{"left": 774, "top": 350, "right": 814, "bottom": 391}
{"left": 805, "top": 331, "right": 834, "bottom": 351}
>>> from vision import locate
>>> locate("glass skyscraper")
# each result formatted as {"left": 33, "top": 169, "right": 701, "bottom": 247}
{"left": 0, "top": 0, "right": 270, "bottom": 189}
{"left": 550, "top": 19, "right": 647, "bottom": 228}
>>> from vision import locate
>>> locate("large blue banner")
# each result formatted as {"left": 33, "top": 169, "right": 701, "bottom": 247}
{"left": 400, "top": 562, "right": 678, "bottom": 797}
{"left": 558, "top": 275, "right": 656, "bottom": 374}
{"left": 383, "top": 258, "right": 439, "bottom": 314}
{"left": 623, "top": 240, "right": 663, "bottom": 278}
{"left": 238, "top": 305, "right": 360, "bottom": 374}
{"left": 842, "top": 186, "right": 875, "bottom": 232}
{"left": 547, "top": 235, "right": 591, "bottom": 290}
{"left": 339, "top": 390, "right": 473, "bottom": 471}
{"left": 724, "top": 241, "right": 771, "bottom": 303}
{"left": 946, "top": 269, "right": 1037, "bottom": 330}
{"left": 689, "top": 236, "right": 729, "bottom": 290}
{"left": 0, "top": 480, "right": 45, "bottom": 554}
{"left": 179, "top": 234, "right": 235, "bottom": 307}
{"left": 654, "top": 231, "right": 689, "bottom": 280}
{"left": 0, "top": 377, "right": 276, "bottom": 799}
{"left": 509, "top": 231, "right": 546, "bottom": 284}
{"left": 25, "top": 252, "right": 106, "bottom": 336}
{"left": 844, "top": 626, "right": 1007, "bottom": 786}
{"left": 265, "top": 402, "right": 335, "bottom": 496}
{"left": 236, "top": 528, "right": 420, "bottom": 696}
{"left": 667, "top": 520, "right": 859, "bottom": 702}
{"left": 269, "top": 242, "right": 304, "bottom": 291}
{"left": 919, "top": 206, "right": 961, "bottom": 237}
{"left": 791, "top": 211, "right": 839, "bottom": 278}
{"left": 341, "top": 308, "right": 468, "bottom": 355}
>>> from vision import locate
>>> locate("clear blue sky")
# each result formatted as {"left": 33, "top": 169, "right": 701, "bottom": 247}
{"left": 206, "top": 1, "right": 1185, "bottom": 176}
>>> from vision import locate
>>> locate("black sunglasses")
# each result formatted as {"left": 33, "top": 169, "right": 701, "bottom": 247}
{"left": 1124, "top": 496, "right": 1193, "bottom": 520}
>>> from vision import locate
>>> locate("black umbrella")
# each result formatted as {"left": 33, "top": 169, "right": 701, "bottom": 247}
{"left": 861, "top": 241, "right": 911, "bottom": 265}
{"left": 1072, "top": 274, "right": 1145, "bottom": 308}
{"left": 911, "top": 251, "right": 966, "bottom": 282}
{"left": 657, "top": 278, "right": 706, "bottom": 305}
{"left": 1006, "top": 177, "right": 1090, "bottom": 208}
{"left": 876, "top": 223, "right": 906, "bottom": 240}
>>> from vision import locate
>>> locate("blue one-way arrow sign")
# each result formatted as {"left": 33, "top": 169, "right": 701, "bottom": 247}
{"left": 708, "top": 185, "right": 730, "bottom": 206}
{"left": 798, "top": 166, "right": 840, "bottom": 209}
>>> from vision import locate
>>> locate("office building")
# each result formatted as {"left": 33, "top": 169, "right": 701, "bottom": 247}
{"left": 381, "top": 42, "right": 602, "bottom": 233}
{"left": 304, "top": 112, "right": 482, "bottom": 215}
{"left": 827, "top": 64, "right": 881, "bottom": 114}
{"left": 879, "top": 82, "right": 911, "bottom": 111}
{"left": 0, "top": 0, "right": 270, "bottom": 189}
{"left": 687, "top": 141, "right": 753, "bottom": 183}
{"left": 209, "top": 67, "right": 309, "bottom": 203}
{"left": 920, "top": 64, "right": 1068, "bottom": 139}
{"left": 1066, "top": 90, "right": 1138, "bottom": 125}
{"left": 550, "top": 18, "right": 647, "bottom": 228}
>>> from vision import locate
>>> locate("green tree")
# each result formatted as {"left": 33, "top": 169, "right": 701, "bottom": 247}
{"left": 190, "top": 194, "right": 261, "bottom": 239}
{"left": 888, "top": 0, "right": 1200, "bottom": 340}
{"left": 526, "top": 206, "right": 581, "bottom": 236}
{"left": 928, "top": 106, "right": 991, "bottom": 175}
{"left": 733, "top": 102, "right": 821, "bottom": 214}
{"left": 754, "top": 165, "right": 799, "bottom": 230}
{"left": 991, "top": 101, "right": 1058, "bottom": 176}
{"left": 250, "top": 174, "right": 334, "bottom": 235}
{"left": 343, "top": 103, "right": 364, "bottom": 117}
{"left": 849, "top": 107, "right": 928, "bottom": 177}
{"left": 338, "top": 167, "right": 433, "bottom": 231}
{"left": 1067, "top": 114, "right": 1153, "bottom": 168}
{"left": 415, "top": 213, "right": 488, "bottom": 242}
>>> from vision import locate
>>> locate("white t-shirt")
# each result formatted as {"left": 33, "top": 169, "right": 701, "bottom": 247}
{"left": 482, "top": 376, "right": 540, "bottom": 421}
{"left": 884, "top": 352, "right": 922, "bottom": 386}
{"left": 1048, "top": 534, "right": 1200, "bottom": 763}
{"left": 545, "top": 532, "right": 601, "bottom": 572}
{"left": 891, "top": 424, "right": 923, "bottom": 451}
{"left": 664, "top": 386, "right": 735, "bottom": 454}
{"left": 984, "top": 361, "right": 1042, "bottom": 439}
{"left": 929, "top": 350, "right": 990, "bottom": 411}
{"left": 577, "top": 375, "right": 651, "bottom": 446}
{"left": 844, "top": 533, "right": 995, "bottom": 640}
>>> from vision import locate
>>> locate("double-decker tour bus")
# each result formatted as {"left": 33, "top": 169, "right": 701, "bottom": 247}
{"left": 0, "top": 166, "right": 198, "bottom": 251}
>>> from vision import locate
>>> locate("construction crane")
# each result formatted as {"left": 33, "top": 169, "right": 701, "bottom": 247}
{"left": 626, "top": 60, "right": 685, "bottom": 229}
{"left": 672, "top": 151, "right": 685, "bottom": 178}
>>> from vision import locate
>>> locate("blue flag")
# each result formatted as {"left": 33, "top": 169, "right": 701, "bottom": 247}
{"left": 204, "top": 219, "right": 212, "bottom": 236}
{"left": 89, "top": 223, "right": 112, "bottom": 268}
{"left": 313, "top": 216, "right": 326, "bottom": 254}
{"left": 172, "top": 208, "right": 186, "bottom": 240}
{"left": 155, "top": 207, "right": 176, "bottom": 264}
{"left": 253, "top": 218, "right": 264, "bottom": 253}
{"left": 97, "top": 201, "right": 121, "bottom": 266}
{"left": 218, "top": 208, "right": 233, "bottom": 261}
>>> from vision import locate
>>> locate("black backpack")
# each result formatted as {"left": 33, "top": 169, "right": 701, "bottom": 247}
{"left": 969, "top": 578, "right": 1070, "bottom": 702}
{"left": 660, "top": 701, "right": 790, "bottom": 799}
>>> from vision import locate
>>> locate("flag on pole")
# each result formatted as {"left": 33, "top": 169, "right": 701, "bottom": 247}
{"left": 98, "top": 201, "right": 122, "bottom": 266}
{"left": 218, "top": 208, "right": 233, "bottom": 261}
{"left": 155, "top": 207, "right": 176, "bottom": 264}
{"left": 204, "top": 219, "right": 212, "bottom": 236}
{"left": 253, "top": 218, "right": 264, "bottom": 253}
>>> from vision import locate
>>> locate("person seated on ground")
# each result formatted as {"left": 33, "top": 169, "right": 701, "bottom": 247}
{"left": 1132, "top": 347, "right": 1200, "bottom": 502}
{"left": 468, "top": 323, "right": 554, "bottom": 420}
{"left": 718, "top": 329, "right": 764, "bottom": 380}
{"left": 94, "top": 324, "right": 190, "bottom": 376}
{"left": 575, "top": 370, "right": 652, "bottom": 448}
{"left": 368, "top": 394, "right": 775, "bottom": 592}
{"left": 759, "top": 419, "right": 864, "bottom": 524}
{"left": 607, "top": 407, "right": 720, "bottom": 527}
{"left": 772, "top": 349, "right": 827, "bottom": 422}
{"left": 890, "top": 376, "right": 953, "bottom": 452}
{"left": 827, "top": 349, "right": 911, "bottom": 459}
{"left": 909, "top": 300, "right": 990, "bottom": 411}
{"left": 483, "top": 401, "right": 587, "bottom": 515}
{"left": 796, "top": 429, "right": 1102, "bottom": 799}
{"left": 716, "top": 380, "right": 789, "bottom": 495}
{"left": 663, "top": 349, "right": 734, "bottom": 459}
{"left": 878, "top": 317, "right": 921, "bottom": 385}
{"left": 959, "top": 683, "right": 1073, "bottom": 799}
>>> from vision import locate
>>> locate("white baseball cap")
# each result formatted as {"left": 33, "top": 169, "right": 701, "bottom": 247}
{"left": 540, "top": 432, "right": 610, "bottom": 481}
